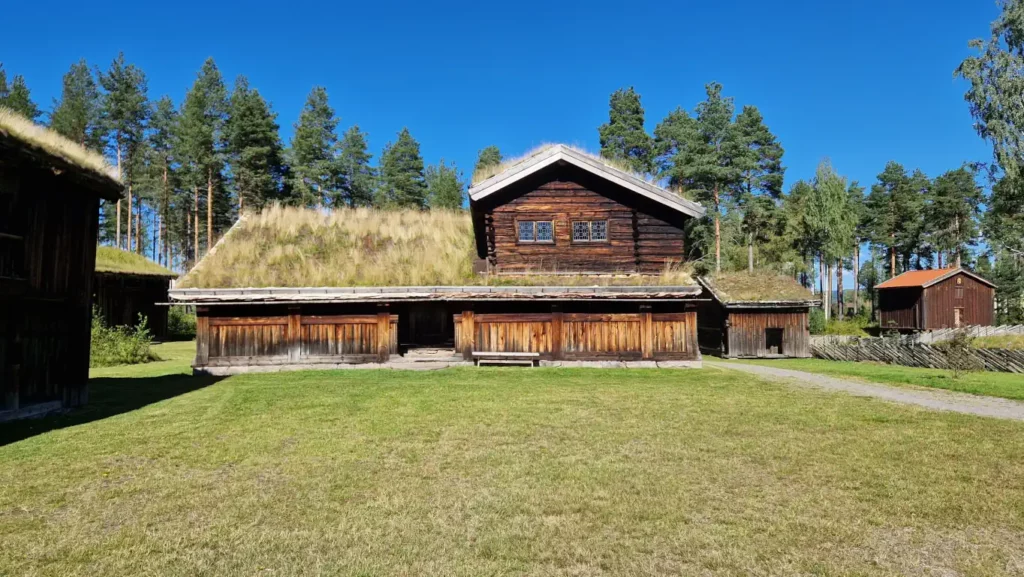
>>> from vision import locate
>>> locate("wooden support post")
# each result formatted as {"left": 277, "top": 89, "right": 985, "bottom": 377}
{"left": 287, "top": 306, "right": 301, "bottom": 362}
{"left": 640, "top": 305, "right": 653, "bottom": 360}
{"left": 461, "top": 308, "right": 475, "bottom": 360}
{"left": 377, "top": 305, "right": 391, "bottom": 363}
{"left": 551, "top": 304, "right": 563, "bottom": 360}
{"left": 196, "top": 307, "right": 210, "bottom": 367}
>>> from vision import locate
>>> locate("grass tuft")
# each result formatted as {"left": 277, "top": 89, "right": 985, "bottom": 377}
{"left": 0, "top": 107, "right": 119, "bottom": 184}
{"left": 702, "top": 270, "right": 816, "bottom": 303}
{"left": 95, "top": 246, "right": 176, "bottom": 277}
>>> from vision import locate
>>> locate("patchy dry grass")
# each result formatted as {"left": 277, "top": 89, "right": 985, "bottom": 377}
{"left": 702, "top": 270, "right": 816, "bottom": 303}
{"left": 95, "top": 246, "right": 176, "bottom": 277}
{"left": 1, "top": 356, "right": 1023, "bottom": 575}
{"left": 732, "top": 357, "right": 1024, "bottom": 401}
{"left": 0, "top": 107, "right": 119, "bottom": 184}
{"left": 176, "top": 205, "right": 696, "bottom": 288}
{"left": 974, "top": 334, "right": 1024, "bottom": 350}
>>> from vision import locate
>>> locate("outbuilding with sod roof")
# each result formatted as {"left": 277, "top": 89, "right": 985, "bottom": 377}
{"left": 696, "top": 272, "right": 820, "bottom": 358}
{"left": 93, "top": 246, "right": 178, "bottom": 339}
{"left": 0, "top": 108, "right": 122, "bottom": 418}
{"left": 171, "top": 145, "right": 708, "bottom": 373}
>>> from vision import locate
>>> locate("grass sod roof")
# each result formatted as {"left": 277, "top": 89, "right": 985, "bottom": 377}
{"left": 0, "top": 108, "right": 121, "bottom": 198}
{"left": 470, "top": 143, "right": 657, "bottom": 186}
{"left": 699, "top": 271, "right": 818, "bottom": 306}
{"left": 95, "top": 246, "right": 177, "bottom": 278}
{"left": 174, "top": 205, "right": 697, "bottom": 290}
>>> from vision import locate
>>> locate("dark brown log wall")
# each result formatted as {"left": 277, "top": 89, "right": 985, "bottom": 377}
{"left": 1, "top": 163, "right": 99, "bottom": 411}
{"left": 724, "top": 309, "right": 810, "bottom": 358}
{"left": 453, "top": 309, "right": 698, "bottom": 361}
{"left": 922, "top": 273, "right": 995, "bottom": 329}
{"left": 482, "top": 166, "right": 686, "bottom": 273}
{"left": 92, "top": 273, "right": 172, "bottom": 338}
{"left": 195, "top": 307, "right": 398, "bottom": 368}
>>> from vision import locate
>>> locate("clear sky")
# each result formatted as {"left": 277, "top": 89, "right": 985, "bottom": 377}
{"left": 1, "top": 0, "right": 999, "bottom": 195}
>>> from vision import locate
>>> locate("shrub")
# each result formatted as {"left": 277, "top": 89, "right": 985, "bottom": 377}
{"left": 938, "top": 330, "right": 982, "bottom": 379}
{"left": 90, "top": 309, "right": 157, "bottom": 368}
{"left": 167, "top": 306, "right": 197, "bottom": 340}
{"left": 809, "top": 307, "right": 826, "bottom": 334}
{"left": 823, "top": 315, "right": 871, "bottom": 336}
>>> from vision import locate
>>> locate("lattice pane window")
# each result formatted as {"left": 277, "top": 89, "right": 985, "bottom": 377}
{"left": 590, "top": 221, "right": 607, "bottom": 241}
{"left": 536, "top": 221, "right": 553, "bottom": 242}
{"left": 518, "top": 221, "right": 535, "bottom": 242}
{"left": 572, "top": 221, "right": 590, "bottom": 242}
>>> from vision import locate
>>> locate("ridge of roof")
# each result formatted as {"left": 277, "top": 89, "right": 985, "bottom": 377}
{"left": 467, "top": 144, "right": 706, "bottom": 219}
{"left": 876, "top": 267, "right": 996, "bottom": 289}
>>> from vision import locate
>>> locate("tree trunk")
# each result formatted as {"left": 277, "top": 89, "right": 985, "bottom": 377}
{"left": 115, "top": 145, "right": 122, "bottom": 249}
{"left": 714, "top": 184, "right": 721, "bottom": 273}
{"left": 825, "top": 260, "right": 832, "bottom": 321}
{"left": 747, "top": 233, "right": 754, "bottom": 273}
{"left": 135, "top": 195, "right": 141, "bottom": 254}
{"left": 194, "top": 186, "right": 200, "bottom": 264}
{"left": 853, "top": 244, "right": 860, "bottom": 316}
{"left": 836, "top": 258, "right": 844, "bottom": 321}
{"left": 161, "top": 164, "right": 168, "bottom": 266}
{"left": 126, "top": 185, "right": 133, "bottom": 252}
{"left": 207, "top": 167, "right": 214, "bottom": 256}
{"left": 889, "top": 234, "right": 896, "bottom": 278}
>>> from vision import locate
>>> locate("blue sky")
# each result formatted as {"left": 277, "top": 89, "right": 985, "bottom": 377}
{"left": 1, "top": 0, "right": 999, "bottom": 194}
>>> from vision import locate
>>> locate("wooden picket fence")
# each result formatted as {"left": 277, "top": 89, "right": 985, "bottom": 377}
{"left": 811, "top": 337, "right": 1024, "bottom": 373}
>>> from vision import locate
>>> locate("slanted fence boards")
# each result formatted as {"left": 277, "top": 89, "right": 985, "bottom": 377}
{"left": 453, "top": 311, "right": 697, "bottom": 360}
{"left": 199, "top": 312, "right": 398, "bottom": 366}
{"left": 812, "top": 340, "right": 1024, "bottom": 373}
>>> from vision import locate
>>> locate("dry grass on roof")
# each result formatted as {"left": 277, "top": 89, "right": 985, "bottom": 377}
{"left": 96, "top": 246, "right": 177, "bottom": 277}
{"left": 176, "top": 205, "right": 697, "bottom": 289}
{"left": 177, "top": 205, "right": 478, "bottom": 288}
{"left": 0, "top": 108, "right": 120, "bottom": 184}
{"left": 470, "top": 143, "right": 654, "bottom": 186}
{"left": 703, "top": 270, "right": 816, "bottom": 303}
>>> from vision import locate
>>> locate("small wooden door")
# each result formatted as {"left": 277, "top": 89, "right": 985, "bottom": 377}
{"left": 954, "top": 308, "right": 963, "bottom": 328}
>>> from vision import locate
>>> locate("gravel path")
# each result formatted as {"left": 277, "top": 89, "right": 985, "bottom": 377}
{"left": 707, "top": 361, "right": 1024, "bottom": 422}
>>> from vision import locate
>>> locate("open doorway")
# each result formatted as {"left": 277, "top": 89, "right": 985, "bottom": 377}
{"left": 765, "top": 328, "right": 784, "bottom": 356}
{"left": 400, "top": 304, "right": 455, "bottom": 351}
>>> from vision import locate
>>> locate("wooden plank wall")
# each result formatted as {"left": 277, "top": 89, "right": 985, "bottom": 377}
{"left": 725, "top": 310, "right": 810, "bottom": 358}
{"left": 92, "top": 273, "right": 171, "bottom": 338}
{"left": 485, "top": 169, "right": 685, "bottom": 273}
{"left": 198, "top": 310, "right": 398, "bottom": 367}
{"left": 454, "top": 310, "right": 697, "bottom": 361}
{"left": 1, "top": 163, "right": 98, "bottom": 410}
{"left": 923, "top": 273, "right": 995, "bottom": 328}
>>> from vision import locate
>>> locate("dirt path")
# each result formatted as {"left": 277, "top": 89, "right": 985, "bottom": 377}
{"left": 707, "top": 361, "right": 1024, "bottom": 422}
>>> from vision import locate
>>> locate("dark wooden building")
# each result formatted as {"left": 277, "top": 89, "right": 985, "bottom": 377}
{"left": 876, "top": 268, "right": 995, "bottom": 330}
{"left": 696, "top": 273, "right": 818, "bottom": 359}
{"left": 93, "top": 246, "right": 177, "bottom": 339}
{"left": 1, "top": 110, "right": 122, "bottom": 417}
{"left": 171, "top": 144, "right": 707, "bottom": 373}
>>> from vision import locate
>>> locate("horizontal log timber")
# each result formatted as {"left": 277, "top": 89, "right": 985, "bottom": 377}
{"left": 301, "top": 314, "right": 399, "bottom": 325}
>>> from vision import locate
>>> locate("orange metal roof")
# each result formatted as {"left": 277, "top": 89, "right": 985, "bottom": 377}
{"left": 876, "top": 268, "right": 959, "bottom": 289}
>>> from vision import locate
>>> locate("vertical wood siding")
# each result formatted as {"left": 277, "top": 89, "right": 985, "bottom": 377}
{"left": 922, "top": 273, "right": 995, "bottom": 328}
{"left": 725, "top": 310, "right": 810, "bottom": 358}
{"left": 92, "top": 273, "right": 171, "bottom": 338}
{"left": 878, "top": 288, "right": 924, "bottom": 330}
{"left": 454, "top": 310, "right": 697, "bottom": 361}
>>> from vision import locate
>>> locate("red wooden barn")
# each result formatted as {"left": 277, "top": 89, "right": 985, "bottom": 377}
{"left": 876, "top": 267, "right": 995, "bottom": 330}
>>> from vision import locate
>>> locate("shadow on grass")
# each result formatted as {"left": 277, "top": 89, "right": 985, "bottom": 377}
{"left": 0, "top": 373, "right": 222, "bottom": 447}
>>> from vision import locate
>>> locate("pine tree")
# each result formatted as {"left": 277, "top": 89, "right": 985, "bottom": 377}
{"left": 0, "top": 64, "right": 40, "bottom": 120}
{"left": 864, "top": 161, "right": 925, "bottom": 276}
{"left": 226, "top": 76, "right": 287, "bottom": 211}
{"left": 338, "top": 126, "right": 375, "bottom": 207}
{"left": 290, "top": 87, "right": 342, "bottom": 207}
{"left": 847, "top": 181, "right": 867, "bottom": 315}
{"left": 733, "top": 105, "right": 785, "bottom": 272}
{"left": 598, "top": 87, "right": 655, "bottom": 175}
{"left": 928, "top": 167, "right": 982, "bottom": 268}
{"left": 655, "top": 83, "right": 741, "bottom": 272}
{"left": 99, "top": 53, "right": 149, "bottom": 250}
{"left": 426, "top": 159, "right": 466, "bottom": 209}
{"left": 49, "top": 59, "right": 103, "bottom": 149}
{"left": 377, "top": 128, "right": 428, "bottom": 209}
{"left": 149, "top": 96, "right": 178, "bottom": 266}
{"left": 473, "top": 145, "right": 502, "bottom": 177}
{"left": 178, "top": 58, "right": 228, "bottom": 258}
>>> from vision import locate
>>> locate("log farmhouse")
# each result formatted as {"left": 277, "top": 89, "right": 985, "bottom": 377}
{"left": 1, "top": 109, "right": 121, "bottom": 418}
{"left": 170, "top": 144, "right": 713, "bottom": 373}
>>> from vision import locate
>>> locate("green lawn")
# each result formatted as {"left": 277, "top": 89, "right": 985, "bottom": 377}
{"left": 1, "top": 345, "right": 1023, "bottom": 576}
{"left": 730, "top": 357, "right": 1024, "bottom": 401}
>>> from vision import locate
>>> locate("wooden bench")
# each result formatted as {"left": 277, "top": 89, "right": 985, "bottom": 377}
{"left": 471, "top": 351, "right": 540, "bottom": 367}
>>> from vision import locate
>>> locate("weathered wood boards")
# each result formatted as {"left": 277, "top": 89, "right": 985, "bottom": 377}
{"left": 92, "top": 272, "right": 172, "bottom": 338}
{"left": 812, "top": 339, "right": 1024, "bottom": 373}
{"left": 453, "top": 310, "right": 697, "bottom": 361}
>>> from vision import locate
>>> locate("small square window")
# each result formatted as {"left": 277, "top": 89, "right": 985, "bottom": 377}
{"left": 518, "top": 221, "right": 535, "bottom": 242}
{"left": 591, "top": 221, "right": 607, "bottom": 241}
{"left": 536, "top": 221, "right": 553, "bottom": 242}
{"left": 955, "top": 286, "right": 964, "bottom": 299}
{"left": 572, "top": 221, "right": 590, "bottom": 242}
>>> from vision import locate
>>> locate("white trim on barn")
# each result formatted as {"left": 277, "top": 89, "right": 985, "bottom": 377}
{"left": 468, "top": 144, "right": 706, "bottom": 219}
